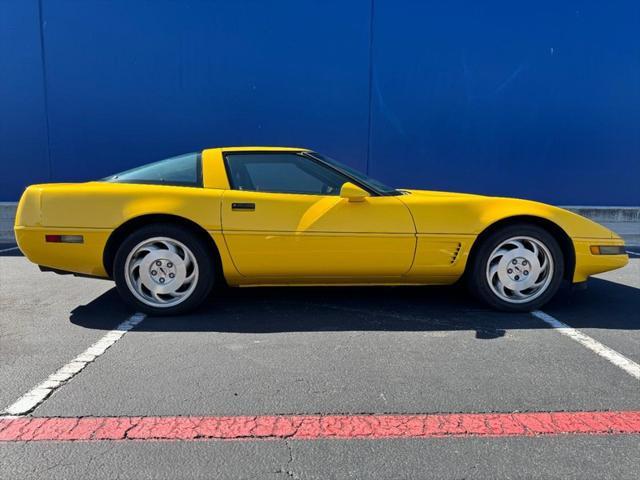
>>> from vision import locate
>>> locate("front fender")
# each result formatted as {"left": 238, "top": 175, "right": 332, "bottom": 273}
{"left": 401, "top": 191, "right": 616, "bottom": 239}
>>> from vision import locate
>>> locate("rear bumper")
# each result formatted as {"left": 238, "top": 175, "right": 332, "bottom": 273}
{"left": 572, "top": 238, "right": 628, "bottom": 283}
{"left": 15, "top": 226, "right": 111, "bottom": 278}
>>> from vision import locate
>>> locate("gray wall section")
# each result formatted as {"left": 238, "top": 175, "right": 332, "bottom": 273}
{"left": 0, "top": 203, "right": 19, "bottom": 242}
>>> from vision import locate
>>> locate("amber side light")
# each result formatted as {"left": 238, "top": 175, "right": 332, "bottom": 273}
{"left": 590, "top": 245, "right": 626, "bottom": 255}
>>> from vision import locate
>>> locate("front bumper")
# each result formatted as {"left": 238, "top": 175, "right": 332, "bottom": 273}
{"left": 572, "top": 238, "right": 628, "bottom": 283}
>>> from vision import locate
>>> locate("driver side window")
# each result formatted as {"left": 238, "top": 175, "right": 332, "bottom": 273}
{"left": 224, "top": 153, "right": 350, "bottom": 195}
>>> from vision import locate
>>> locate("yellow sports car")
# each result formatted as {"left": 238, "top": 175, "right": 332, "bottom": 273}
{"left": 15, "top": 147, "right": 628, "bottom": 315}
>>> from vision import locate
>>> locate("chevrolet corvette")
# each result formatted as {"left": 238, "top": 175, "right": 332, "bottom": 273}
{"left": 15, "top": 147, "right": 628, "bottom": 315}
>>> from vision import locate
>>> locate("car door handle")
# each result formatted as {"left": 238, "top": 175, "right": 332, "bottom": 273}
{"left": 231, "top": 202, "right": 255, "bottom": 211}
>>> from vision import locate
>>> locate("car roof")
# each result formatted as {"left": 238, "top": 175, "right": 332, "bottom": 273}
{"left": 203, "top": 146, "right": 310, "bottom": 153}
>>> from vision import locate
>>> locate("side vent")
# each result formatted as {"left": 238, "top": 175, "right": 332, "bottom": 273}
{"left": 450, "top": 243, "right": 462, "bottom": 264}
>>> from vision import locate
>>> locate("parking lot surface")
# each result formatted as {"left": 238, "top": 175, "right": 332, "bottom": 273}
{"left": 1, "top": 244, "right": 639, "bottom": 479}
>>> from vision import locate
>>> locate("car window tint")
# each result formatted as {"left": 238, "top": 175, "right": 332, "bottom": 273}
{"left": 102, "top": 153, "right": 202, "bottom": 187}
{"left": 225, "top": 153, "right": 350, "bottom": 195}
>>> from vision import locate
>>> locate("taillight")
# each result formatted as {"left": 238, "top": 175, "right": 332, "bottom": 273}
{"left": 45, "top": 234, "right": 84, "bottom": 243}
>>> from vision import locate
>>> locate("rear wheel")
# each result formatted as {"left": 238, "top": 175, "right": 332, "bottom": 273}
{"left": 113, "top": 224, "right": 214, "bottom": 315}
{"left": 467, "top": 224, "right": 564, "bottom": 311}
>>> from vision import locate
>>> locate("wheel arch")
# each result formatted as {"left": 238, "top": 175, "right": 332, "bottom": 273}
{"left": 464, "top": 215, "right": 575, "bottom": 282}
{"left": 103, "top": 214, "right": 224, "bottom": 283}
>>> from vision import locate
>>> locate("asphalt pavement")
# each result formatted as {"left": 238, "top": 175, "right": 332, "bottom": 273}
{"left": 0, "top": 243, "right": 638, "bottom": 479}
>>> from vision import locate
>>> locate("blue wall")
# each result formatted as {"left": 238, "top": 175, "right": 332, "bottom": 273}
{"left": 2, "top": 0, "right": 639, "bottom": 204}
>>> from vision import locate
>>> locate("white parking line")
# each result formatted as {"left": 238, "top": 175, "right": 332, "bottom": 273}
{"left": 532, "top": 310, "right": 640, "bottom": 380}
{"left": 2, "top": 313, "right": 146, "bottom": 416}
{"left": 0, "top": 246, "right": 19, "bottom": 253}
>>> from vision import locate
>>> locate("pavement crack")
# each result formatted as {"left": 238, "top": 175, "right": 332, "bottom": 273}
{"left": 274, "top": 439, "right": 299, "bottom": 479}
{"left": 121, "top": 421, "right": 139, "bottom": 440}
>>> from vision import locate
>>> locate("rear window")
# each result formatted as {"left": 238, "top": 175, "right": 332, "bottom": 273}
{"left": 102, "top": 153, "right": 202, "bottom": 187}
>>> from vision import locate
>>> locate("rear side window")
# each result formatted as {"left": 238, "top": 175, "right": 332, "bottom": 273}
{"left": 224, "top": 152, "right": 350, "bottom": 195}
{"left": 103, "top": 153, "right": 202, "bottom": 187}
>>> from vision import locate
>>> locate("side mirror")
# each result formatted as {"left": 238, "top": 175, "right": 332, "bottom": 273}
{"left": 340, "top": 182, "right": 369, "bottom": 202}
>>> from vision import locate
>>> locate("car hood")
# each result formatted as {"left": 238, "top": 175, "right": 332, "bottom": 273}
{"left": 399, "top": 189, "right": 488, "bottom": 199}
{"left": 397, "top": 189, "right": 618, "bottom": 239}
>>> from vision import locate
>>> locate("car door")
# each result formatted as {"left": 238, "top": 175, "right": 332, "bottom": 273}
{"left": 220, "top": 151, "right": 416, "bottom": 278}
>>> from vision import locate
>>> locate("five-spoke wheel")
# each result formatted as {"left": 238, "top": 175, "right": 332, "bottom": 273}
{"left": 467, "top": 224, "right": 564, "bottom": 311}
{"left": 486, "top": 236, "right": 554, "bottom": 304}
{"left": 124, "top": 237, "right": 199, "bottom": 308}
{"left": 113, "top": 224, "right": 214, "bottom": 315}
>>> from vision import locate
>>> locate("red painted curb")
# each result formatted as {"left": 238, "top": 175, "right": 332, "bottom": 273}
{"left": 1, "top": 411, "right": 639, "bottom": 442}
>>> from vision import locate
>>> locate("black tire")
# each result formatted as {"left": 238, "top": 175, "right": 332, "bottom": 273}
{"left": 113, "top": 223, "right": 215, "bottom": 316}
{"left": 466, "top": 224, "right": 564, "bottom": 312}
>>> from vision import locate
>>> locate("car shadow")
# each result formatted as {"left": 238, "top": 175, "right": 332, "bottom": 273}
{"left": 69, "top": 277, "right": 640, "bottom": 339}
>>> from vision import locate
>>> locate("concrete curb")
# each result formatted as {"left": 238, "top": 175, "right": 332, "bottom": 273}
{"left": 1, "top": 202, "right": 639, "bottom": 246}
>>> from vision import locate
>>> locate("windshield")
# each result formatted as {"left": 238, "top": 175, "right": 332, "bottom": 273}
{"left": 304, "top": 152, "right": 400, "bottom": 196}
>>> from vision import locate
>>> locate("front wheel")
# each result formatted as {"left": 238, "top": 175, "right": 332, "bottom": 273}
{"left": 113, "top": 224, "right": 214, "bottom": 316}
{"left": 467, "top": 224, "right": 564, "bottom": 312}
